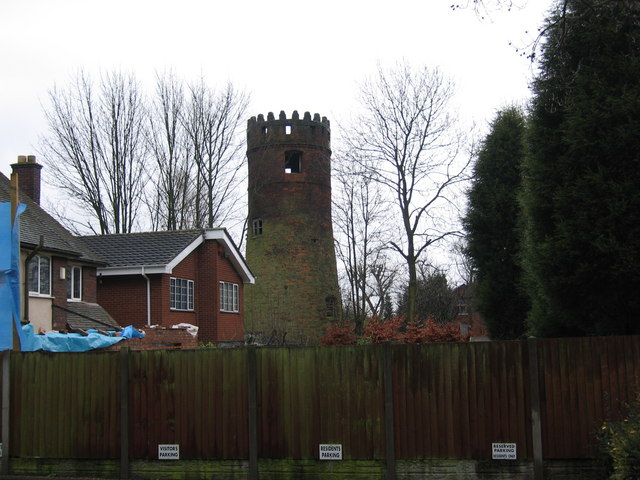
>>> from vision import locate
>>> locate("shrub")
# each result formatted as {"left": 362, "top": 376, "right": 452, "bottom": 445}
{"left": 320, "top": 323, "right": 357, "bottom": 346}
{"left": 403, "top": 318, "right": 466, "bottom": 343}
{"left": 600, "top": 396, "right": 640, "bottom": 479}
{"left": 321, "top": 316, "right": 467, "bottom": 345}
{"left": 362, "top": 316, "right": 404, "bottom": 344}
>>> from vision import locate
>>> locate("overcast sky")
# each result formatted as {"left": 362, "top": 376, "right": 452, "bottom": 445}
{"left": 1, "top": 0, "right": 551, "bottom": 178}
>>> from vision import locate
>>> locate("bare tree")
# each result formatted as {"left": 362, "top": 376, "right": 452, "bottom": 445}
{"left": 333, "top": 152, "right": 393, "bottom": 333}
{"left": 146, "top": 72, "right": 194, "bottom": 230}
{"left": 346, "top": 62, "right": 471, "bottom": 325}
{"left": 183, "top": 80, "right": 249, "bottom": 229}
{"left": 40, "top": 70, "right": 148, "bottom": 234}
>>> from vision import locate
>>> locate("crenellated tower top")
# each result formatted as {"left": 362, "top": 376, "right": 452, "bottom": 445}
{"left": 247, "top": 110, "right": 330, "bottom": 154}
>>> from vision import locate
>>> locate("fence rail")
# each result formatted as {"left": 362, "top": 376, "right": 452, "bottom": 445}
{"left": 2, "top": 336, "right": 639, "bottom": 467}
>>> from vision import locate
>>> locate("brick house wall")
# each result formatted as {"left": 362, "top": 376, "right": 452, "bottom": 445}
{"left": 97, "top": 275, "right": 148, "bottom": 329}
{"left": 36, "top": 255, "right": 102, "bottom": 331}
{"left": 103, "top": 327, "right": 198, "bottom": 351}
{"left": 96, "top": 239, "right": 246, "bottom": 345}
{"left": 81, "top": 266, "right": 97, "bottom": 303}
{"left": 209, "top": 242, "right": 244, "bottom": 343}
{"left": 51, "top": 257, "right": 68, "bottom": 331}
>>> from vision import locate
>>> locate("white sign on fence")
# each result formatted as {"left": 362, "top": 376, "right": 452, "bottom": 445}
{"left": 158, "top": 444, "right": 180, "bottom": 460}
{"left": 492, "top": 442, "right": 517, "bottom": 460}
{"left": 319, "top": 444, "right": 342, "bottom": 460}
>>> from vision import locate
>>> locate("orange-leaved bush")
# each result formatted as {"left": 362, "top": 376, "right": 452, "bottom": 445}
{"left": 319, "top": 323, "right": 357, "bottom": 346}
{"left": 320, "top": 316, "right": 467, "bottom": 345}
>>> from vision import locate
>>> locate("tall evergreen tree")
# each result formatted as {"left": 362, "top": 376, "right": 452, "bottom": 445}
{"left": 464, "top": 107, "right": 529, "bottom": 339}
{"left": 521, "top": 0, "right": 640, "bottom": 336}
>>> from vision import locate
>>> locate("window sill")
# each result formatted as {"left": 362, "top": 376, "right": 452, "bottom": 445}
{"left": 170, "top": 309, "right": 195, "bottom": 313}
{"left": 28, "top": 293, "right": 54, "bottom": 299}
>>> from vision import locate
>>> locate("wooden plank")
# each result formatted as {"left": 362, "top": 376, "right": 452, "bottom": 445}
{"left": 528, "top": 339, "right": 543, "bottom": 480}
{"left": 120, "top": 348, "right": 129, "bottom": 478}
{"left": 247, "top": 347, "right": 258, "bottom": 479}
{"left": 383, "top": 344, "right": 396, "bottom": 480}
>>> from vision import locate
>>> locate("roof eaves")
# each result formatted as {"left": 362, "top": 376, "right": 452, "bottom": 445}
{"left": 97, "top": 265, "right": 169, "bottom": 277}
{"left": 165, "top": 233, "right": 205, "bottom": 272}
{"left": 203, "top": 228, "right": 255, "bottom": 284}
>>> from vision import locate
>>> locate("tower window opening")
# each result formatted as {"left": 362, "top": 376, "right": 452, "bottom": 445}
{"left": 325, "top": 296, "right": 337, "bottom": 317}
{"left": 285, "top": 125, "right": 292, "bottom": 135}
{"left": 262, "top": 126, "right": 268, "bottom": 135}
{"left": 252, "top": 218, "right": 263, "bottom": 235}
{"left": 285, "top": 150, "right": 302, "bottom": 174}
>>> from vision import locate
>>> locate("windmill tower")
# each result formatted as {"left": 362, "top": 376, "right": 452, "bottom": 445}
{"left": 244, "top": 110, "right": 340, "bottom": 344}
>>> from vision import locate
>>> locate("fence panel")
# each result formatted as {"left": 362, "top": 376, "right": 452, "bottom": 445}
{"left": 538, "top": 336, "right": 640, "bottom": 458}
{"left": 4, "top": 336, "right": 640, "bottom": 463}
{"left": 392, "top": 341, "right": 532, "bottom": 460}
{"left": 10, "top": 351, "right": 120, "bottom": 458}
{"left": 256, "top": 346, "right": 385, "bottom": 459}
{"left": 129, "top": 349, "right": 249, "bottom": 459}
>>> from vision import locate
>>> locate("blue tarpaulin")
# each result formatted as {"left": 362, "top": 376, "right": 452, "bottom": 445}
{"left": 0, "top": 201, "right": 27, "bottom": 350}
{"left": 20, "top": 323, "right": 125, "bottom": 352}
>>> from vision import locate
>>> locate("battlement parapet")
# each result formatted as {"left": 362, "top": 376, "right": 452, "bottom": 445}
{"left": 247, "top": 110, "right": 331, "bottom": 151}
{"left": 248, "top": 110, "right": 330, "bottom": 129}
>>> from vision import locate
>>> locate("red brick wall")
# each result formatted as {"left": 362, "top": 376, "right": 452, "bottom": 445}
{"left": 82, "top": 266, "right": 97, "bottom": 303}
{"left": 51, "top": 257, "right": 68, "bottom": 331}
{"left": 216, "top": 244, "right": 244, "bottom": 342}
{"left": 103, "top": 327, "right": 198, "bottom": 351}
{"left": 196, "top": 241, "right": 217, "bottom": 344}
{"left": 96, "top": 239, "right": 246, "bottom": 345}
{"left": 98, "top": 275, "right": 149, "bottom": 330}
{"left": 161, "top": 250, "right": 197, "bottom": 328}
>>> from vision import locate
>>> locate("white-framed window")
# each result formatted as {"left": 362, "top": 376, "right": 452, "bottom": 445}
{"left": 28, "top": 255, "right": 51, "bottom": 295}
{"left": 220, "top": 281, "right": 239, "bottom": 313}
{"left": 67, "top": 265, "right": 82, "bottom": 301}
{"left": 170, "top": 277, "right": 194, "bottom": 311}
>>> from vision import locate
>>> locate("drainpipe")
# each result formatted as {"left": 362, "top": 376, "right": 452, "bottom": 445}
{"left": 23, "top": 235, "right": 44, "bottom": 325}
{"left": 141, "top": 266, "right": 151, "bottom": 327}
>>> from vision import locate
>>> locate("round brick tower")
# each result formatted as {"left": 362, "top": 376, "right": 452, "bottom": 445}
{"left": 245, "top": 110, "right": 340, "bottom": 344}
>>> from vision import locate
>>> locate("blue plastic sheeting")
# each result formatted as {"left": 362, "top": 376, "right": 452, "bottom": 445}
{"left": 20, "top": 323, "right": 125, "bottom": 352}
{"left": 121, "top": 325, "right": 145, "bottom": 339}
{"left": 0, "top": 202, "right": 27, "bottom": 351}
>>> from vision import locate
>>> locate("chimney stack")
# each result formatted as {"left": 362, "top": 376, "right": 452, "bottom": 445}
{"left": 11, "top": 155, "right": 43, "bottom": 205}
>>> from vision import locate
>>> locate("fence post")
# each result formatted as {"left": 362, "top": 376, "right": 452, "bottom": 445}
{"left": 120, "top": 347, "right": 130, "bottom": 479}
{"left": 383, "top": 344, "right": 396, "bottom": 480}
{"left": 247, "top": 346, "right": 258, "bottom": 480}
{"left": 527, "top": 339, "right": 544, "bottom": 480}
{"left": 1, "top": 351, "right": 10, "bottom": 476}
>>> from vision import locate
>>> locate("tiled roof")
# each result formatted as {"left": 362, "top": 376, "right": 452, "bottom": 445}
{"left": 0, "top": 173, "right": 104, "bottom": 264}
{"left": 79, "top": 230, "right": 203, "bottom": 267}
{"left": 57, "top": 302, "right": 122, "bottom": 331}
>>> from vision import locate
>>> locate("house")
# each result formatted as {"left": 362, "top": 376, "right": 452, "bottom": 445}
{"left": 80, "top": 229, "right": 255, "bottom": 345}
{"left": 1, "top": 155, "right": 121, "bottom": 334}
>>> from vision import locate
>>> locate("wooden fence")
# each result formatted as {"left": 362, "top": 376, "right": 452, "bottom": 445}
{"left": 1, "top": 336, "right": 639, "bottom": 476}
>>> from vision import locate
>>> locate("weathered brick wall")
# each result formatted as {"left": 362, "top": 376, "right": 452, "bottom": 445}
{"left": 245, "top": 112, "right": 341, "bottom": 344}
{"left": 195, "top": 240, "right": 245, "bottom": 344}
{"left": 103, "top": 326, "right": 198, "bottom": 351}
{"left": 98, "top": 275, "right": 148, "bottom": 329}
{"left": 82, "top": 266, "right": 97, "bottom": 303}
{"left": 51, "top": 256, "right": 68, "bottom": 330}
{"left": 161, "top": 251, "right": 197, "bottom": 328}
{"left": 97, "top": 240, "right": 247, "bottom": 345}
